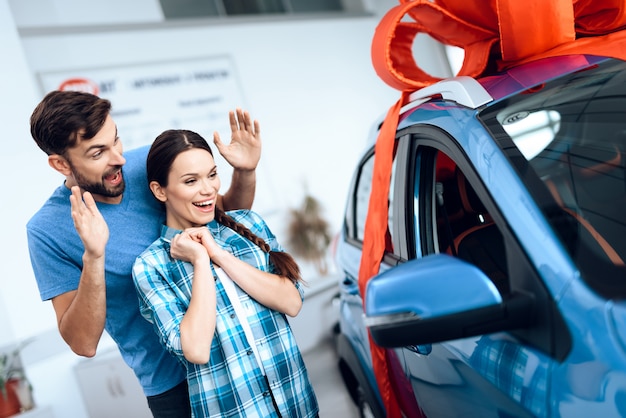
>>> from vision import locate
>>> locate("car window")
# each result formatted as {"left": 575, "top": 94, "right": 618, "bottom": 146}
{"left": 421, "top": 147, "right": 510, "bottom": 294}
{"left": 354, "top": 150, "right": 398, "bottom": 255}
{"left": 355, "top": 154, "right": 373, "bottom": 241}
{"left": 479, "top": 57, "right": 626, "bottom": 297}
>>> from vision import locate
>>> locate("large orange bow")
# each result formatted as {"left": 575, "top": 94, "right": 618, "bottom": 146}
{"left": 360, "top": 1, "right": 626, "bottom": 417}
{"left": 372, "top": 0, "right": 626, "bottom": 91}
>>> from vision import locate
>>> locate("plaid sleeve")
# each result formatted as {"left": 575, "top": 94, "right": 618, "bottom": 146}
{"left": 132, "top": 246, "right": 188, "bottom": 361}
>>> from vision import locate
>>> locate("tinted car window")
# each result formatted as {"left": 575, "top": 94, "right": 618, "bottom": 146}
{"left": 479, "top": 58, "right": 626, "bottom": 297}
{"left": 354, "top": 151, "right": 398, "bottom": 255}
{"left": 355, "top": 154, "right": 374, "bottom": 241}
{"left": 429, "top": 148, "right": 509, "bottom": 293}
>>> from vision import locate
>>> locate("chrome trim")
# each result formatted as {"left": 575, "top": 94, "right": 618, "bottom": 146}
{"left": 363, "top": 311, "right": 420, "bottom": 328}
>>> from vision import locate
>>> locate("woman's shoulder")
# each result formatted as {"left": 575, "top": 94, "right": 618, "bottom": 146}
{"left": 135, "top": 237, "right": 170, "bottom": 266}
{"left": 225, "top": 209, "right": 266, "bottom": 228}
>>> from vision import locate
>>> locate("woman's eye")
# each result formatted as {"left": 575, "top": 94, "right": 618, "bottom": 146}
{"left": 185, "top": 179, "right": 196, "bottom": 185}
{"left": 209, "top": 171, "right": 218, "bottom": 179}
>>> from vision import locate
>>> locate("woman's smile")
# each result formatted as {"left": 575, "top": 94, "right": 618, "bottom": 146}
{"left": 193, "top": 198, "right": 215, "bottom": 213}
{"left": 158, "top": 148, "right": 221, "bottom": 230}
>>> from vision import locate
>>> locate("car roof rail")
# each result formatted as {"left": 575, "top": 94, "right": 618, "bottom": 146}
{"left": 401, "top": 76, "right": 493, "bottom": 113}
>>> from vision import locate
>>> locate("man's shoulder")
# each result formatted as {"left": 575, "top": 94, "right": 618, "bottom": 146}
{"left": 124, "top": 144, "right": 150, "bottom": 158}
{"left": 27, "top": 186, "right": 71, "bottom": 230}
{"left": 123, "top": 145, "right": 149, "bottom": 170}
{"left": 26, "top": 185, "right": 80, "bottom": 265}
{"left": 120, "top": 145, "right": 151, "bottom": 193}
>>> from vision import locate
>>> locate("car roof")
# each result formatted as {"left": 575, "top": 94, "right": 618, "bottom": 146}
{"left": 366, "top": 54, "right": 616, "bottom": 146}
{"left": 477, "top": 54, "right": 610, "bottom": 101}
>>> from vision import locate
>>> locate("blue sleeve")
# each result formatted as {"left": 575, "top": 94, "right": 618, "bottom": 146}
{"left": 26, "top": 207, "right": 84, "bottom": 301}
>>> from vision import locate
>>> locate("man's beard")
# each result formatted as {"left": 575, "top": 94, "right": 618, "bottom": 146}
{"left": 71, "top": 165, "right": 126, "bottom": 198}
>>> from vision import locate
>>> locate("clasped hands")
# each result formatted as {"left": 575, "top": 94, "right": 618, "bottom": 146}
{"left": 170, "top": 227, "right": 224, "bottom": 267}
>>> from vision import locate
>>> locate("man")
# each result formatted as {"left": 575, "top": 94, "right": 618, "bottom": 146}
{"left": 27, "top": 90, "right": 261, "bottom": 417}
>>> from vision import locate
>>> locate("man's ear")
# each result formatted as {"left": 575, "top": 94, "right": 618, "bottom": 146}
{"left": 48, "top": 155, "right": 72, "bottom": 176}
{"left": 150, "top": 181, "right": 167, "bottom": 203}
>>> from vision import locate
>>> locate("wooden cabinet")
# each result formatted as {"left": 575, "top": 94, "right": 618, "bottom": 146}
{"left": 73, "top": 350, "right": 151, "bottom": 418}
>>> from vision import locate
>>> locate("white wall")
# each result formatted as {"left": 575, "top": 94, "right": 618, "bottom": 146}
{"left": 2, "top": 0, "right": 449, "bottom": 416}
{"left": 0, "top": 0, "right": 56, "bottom": 343}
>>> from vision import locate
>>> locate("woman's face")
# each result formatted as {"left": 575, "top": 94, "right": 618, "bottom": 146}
{"left": 157, "top": 148, "right": 221, "bottom": 230}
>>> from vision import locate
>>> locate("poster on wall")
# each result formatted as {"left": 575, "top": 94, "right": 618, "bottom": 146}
{"left": 37, "top": 56, "right": 248, "bottom": 181}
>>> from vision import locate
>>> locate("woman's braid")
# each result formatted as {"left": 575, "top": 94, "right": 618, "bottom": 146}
{"left": 215, "top": 208, "right": 302, "bottom": 283}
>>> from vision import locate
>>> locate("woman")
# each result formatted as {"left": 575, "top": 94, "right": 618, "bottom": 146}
{"left": 132, "top": 125, "right": 319, "bottom": 418}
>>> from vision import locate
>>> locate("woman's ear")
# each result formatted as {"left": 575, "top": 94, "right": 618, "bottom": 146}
{"left": 150, "top": 181, "right": 167, "bottom": 203}
{"left": 48, "top": 154, "right": 72, "bottom": 176}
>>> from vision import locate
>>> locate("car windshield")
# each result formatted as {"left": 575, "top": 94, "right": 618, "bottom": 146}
{"left": 479, "top": 57, "right": 626, "bottom": 298}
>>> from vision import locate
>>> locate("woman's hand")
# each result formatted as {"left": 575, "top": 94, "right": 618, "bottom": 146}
{"left": 180, "top": 227, "right": 227, "bottom": 263}
{"left": 213, "top": 108, "right": 261, "bottom": 172}
{"left": 170, "top": 229, "right": 209, "bottom": 264}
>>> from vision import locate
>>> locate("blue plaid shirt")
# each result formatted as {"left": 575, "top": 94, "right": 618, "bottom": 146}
{"left": 133, "top": 209, "right": 319, "bottom": 417}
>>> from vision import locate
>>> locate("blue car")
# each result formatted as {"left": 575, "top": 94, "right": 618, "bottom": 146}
{"left": 334, "top": 54, "right": 626, "bottom": 417}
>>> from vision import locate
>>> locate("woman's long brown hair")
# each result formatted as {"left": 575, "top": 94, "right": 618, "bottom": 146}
{"left": 148, "top": 129, "right": 303, "bottom": 284}
{"left": 214, "top": 207, "right": 302, "bottom": 284}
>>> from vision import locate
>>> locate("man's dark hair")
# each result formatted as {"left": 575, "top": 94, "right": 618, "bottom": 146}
{"left": 30, "top": 90, "right": 112, "bottom": 156}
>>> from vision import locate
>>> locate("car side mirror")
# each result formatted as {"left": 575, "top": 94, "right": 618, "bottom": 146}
{"left": 364, "top": 254, "right": 534, "bottom": 347}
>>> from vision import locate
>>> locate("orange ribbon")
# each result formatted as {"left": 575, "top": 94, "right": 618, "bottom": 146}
{"left": 361, "top": 1, "right": 626, "bottom": 416}
{"left": 372, "top": 0, "right": 626, "bottom": 91}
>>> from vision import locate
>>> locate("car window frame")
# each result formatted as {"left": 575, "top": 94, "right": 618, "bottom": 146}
{"left": 399, "top": 124, "right": 572, "bottom": 360}
{"left": 344, "top": 141, "right": 404, "bottom": 267}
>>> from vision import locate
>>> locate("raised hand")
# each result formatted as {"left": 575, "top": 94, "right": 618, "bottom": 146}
{"left": 69, "top": 186, "right": 109, "bottom": 258}
{"left": 213, "top": 108, "right": 261, "bottom": 172}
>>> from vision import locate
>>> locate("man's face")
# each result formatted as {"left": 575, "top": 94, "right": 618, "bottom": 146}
{"left": 63, "top": 115, "right": 126, "bottom": 203}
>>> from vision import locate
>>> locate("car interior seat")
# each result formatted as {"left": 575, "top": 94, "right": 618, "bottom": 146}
{"left": 450, "top": 169, "right": 509, "bottom": 293}
{"left": 544, "top": 142, "right": 626, "bottom": 266}
{"left": 436, "top": 160, "right": 509, "bottom": 294}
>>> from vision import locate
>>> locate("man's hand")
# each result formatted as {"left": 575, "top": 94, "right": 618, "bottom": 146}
{"left": 213, "top": 108, "right": 262, "bottom": 172}
{"left": 69, "top": 186, "right": 109, "bottom": 258}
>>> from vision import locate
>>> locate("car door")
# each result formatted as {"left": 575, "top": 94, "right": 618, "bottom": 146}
{"left": 336, "top": 145, "right": 403, "bottom": 417}
{"left": 389, "top": 127, "right": 568, "bottom": 418}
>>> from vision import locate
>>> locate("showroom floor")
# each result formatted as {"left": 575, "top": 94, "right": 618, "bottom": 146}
{"left": 302, "top": 336, "right": 359, "bottom": 417}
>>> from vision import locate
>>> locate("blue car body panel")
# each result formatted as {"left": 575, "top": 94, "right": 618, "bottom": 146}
{"left": 334, "top": 54, "right": 626, "bottom": 417}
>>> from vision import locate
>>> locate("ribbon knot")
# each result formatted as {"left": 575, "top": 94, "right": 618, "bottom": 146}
{"left": 372, "top": 0, "right": 626, "bottom": 91}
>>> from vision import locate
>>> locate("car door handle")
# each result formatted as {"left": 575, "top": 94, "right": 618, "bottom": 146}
{"left": 340, "top": 274, "right": 361, "bottom": 296}
{"left": 406, "top": 344, "right": 432, "bottom": 355}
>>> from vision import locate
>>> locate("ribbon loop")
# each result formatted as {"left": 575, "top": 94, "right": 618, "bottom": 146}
{"left": 372, "top": 0, "right": 498, "bottom": 90}
{"left": 371, "top": 0, "right": 626, "bottom": 91}
{"left": 575, "top": 0, "right": 626, "bottom": 35}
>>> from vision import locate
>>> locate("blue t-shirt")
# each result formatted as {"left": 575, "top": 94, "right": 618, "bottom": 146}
{"left": 26, "top": 145, "right": 186, "bottom": 396}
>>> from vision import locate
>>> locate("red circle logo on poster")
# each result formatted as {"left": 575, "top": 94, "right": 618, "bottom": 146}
{"left": 58, "top": 78, "right": 99, "bottom": 95}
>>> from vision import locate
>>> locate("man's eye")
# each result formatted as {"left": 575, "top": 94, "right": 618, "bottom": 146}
{"left": 92, "top": 151, "right": 103, "bottom": 159}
